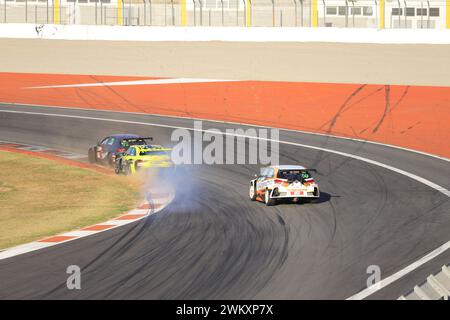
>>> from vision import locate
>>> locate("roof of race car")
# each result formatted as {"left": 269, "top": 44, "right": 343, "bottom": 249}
{"left": 269, "top": 165, "right": 307, "bottom": 170}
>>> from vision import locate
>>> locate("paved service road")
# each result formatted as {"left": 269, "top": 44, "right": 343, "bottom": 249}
{"left": 1, "top": 39, "right": 449, "bottom": 86}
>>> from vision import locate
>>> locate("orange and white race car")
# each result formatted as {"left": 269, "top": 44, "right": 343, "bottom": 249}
{"left": 249, "top": 165, "right": 320, "bottom": 206}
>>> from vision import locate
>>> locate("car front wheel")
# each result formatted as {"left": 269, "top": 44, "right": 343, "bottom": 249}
{"left": 123, "top": 162, "right": 131, "bottom": 175}
{"left": 114, "top": 159, "right": 122, "bottom": 174}
{"left": 265, "top": 189, "right": 275, "bottom": 206}
{"left": 249, "top": 183, "right": 257, "bottom": 201}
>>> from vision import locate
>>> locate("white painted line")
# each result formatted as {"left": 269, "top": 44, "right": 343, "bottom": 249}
{"left": 123, "top": 209, "right": 151, "bottom": 215}
{"left": 0, "top": 108, "right": 448, "bottom": 297}
{"left": 347, "top": 239, "right": 450, "bottom": 300}
{"left": 104, "top": 219, "right": 138, "bottom": 227}
{"left": 59, "top": 230, "right": 97, "bottom": 237}
{"left": 2, "top": 103, "right": 448, "bottom": 163}
{"left": 63, "top": 154, "right": 87, "bottom": 159}
{"left": 17, "top": 146, "right": 51, "bottom": 152}
{"left": 27, "top": 78, "right": 237, "bottom": 89}
{"left": 0, "top": 242, "right": 54, "bottom": 260}
{"left": 0, "top": 109, "right": 447, "bottom": 196}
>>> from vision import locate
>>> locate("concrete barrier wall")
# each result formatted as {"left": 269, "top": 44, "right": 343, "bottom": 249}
{"left": 1, "top": 23, "right": 450, "bottom": 43}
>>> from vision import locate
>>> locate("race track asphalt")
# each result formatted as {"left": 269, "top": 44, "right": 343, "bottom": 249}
{"left": 0, "top": 104, "right": 448, "bottom": 299}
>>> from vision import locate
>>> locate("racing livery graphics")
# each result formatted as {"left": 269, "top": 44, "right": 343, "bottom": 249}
{"left": 115, "top": 144, "right": 173, "bottom": 175}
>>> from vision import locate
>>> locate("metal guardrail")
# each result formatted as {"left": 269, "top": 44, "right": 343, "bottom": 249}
{"left": 0, "top": 0, "right": 449, "bottom": 29}
{"left": 399, "top": 265, "right": 450, "bottom": 300}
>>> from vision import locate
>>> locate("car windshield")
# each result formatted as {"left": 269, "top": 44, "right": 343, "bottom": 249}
{"left": 139, "top": 150, "right": 168, "bottom": 156}
{"left": 277, "top": 170, "right": 311, "bottom": 181}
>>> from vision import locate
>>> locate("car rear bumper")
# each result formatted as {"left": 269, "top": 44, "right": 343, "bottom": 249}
{"left": 271, "top": 188, "right": 320, "bottom": 198}
{"left": 137, "top": 162, "right": 173, "bottom": 168}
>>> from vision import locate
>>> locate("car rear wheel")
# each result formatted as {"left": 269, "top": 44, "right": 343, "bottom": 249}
{"left": 309, "top": 188, "right": 320, "bottom": 203}
{"left": 114, "top": 159, "right": 122, "bottom": 174}
{"left": 107, "top": 153, "right": 114, "bottom": 167}
{"left": 88, "top": 148, "right": 95, "bottom": 164}
{"left": 249, "top": 183, "right": 257, "bottom": 201}
{"left": 265, "top": 189, "right": 275, "bottom": 206}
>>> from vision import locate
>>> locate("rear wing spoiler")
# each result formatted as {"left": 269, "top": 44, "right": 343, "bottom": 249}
{"left": 120, "top": 137, "right": 153, "bottom": 146}
{"left": 121, "top": 137, "right": 153, "bottom": 142}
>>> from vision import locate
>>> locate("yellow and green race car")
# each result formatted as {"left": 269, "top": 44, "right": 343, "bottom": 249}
{"left": 114, "top": 144, "right": 173, "bottom": 175}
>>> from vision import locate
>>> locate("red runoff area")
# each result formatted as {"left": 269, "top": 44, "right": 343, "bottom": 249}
{"left": 0, "top": 72, "right": 448, "bottom": 158}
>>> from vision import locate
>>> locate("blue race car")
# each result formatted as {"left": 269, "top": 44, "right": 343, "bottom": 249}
{"left": 88, "top": 134, "right": 152, "bottom": 166}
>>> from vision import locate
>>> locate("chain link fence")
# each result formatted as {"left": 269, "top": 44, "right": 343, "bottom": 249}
{"left": 0, "top": 0, "right": 448, "bottom": 28}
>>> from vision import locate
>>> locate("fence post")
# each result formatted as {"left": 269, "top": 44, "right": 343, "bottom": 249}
{"left": 129, "top": 0, "right": 131, "bottom": 25}
{"left": 236, "top": 0, "right": 238, "bottom": 26}
{"left": 220, "top": 0, "right": 224, "bottom": 26}
{"left": 171, "top": 0, "right": 174, "bottom": 25}
{"left": 117, "top": 0, "right": 123, "bottom": 25}
{"left": 148, "top": 0, "right": 153, "bottom": 26}
{"left": 101, "top": 0, "right": 103, "bottom": 25}
{"left": 181, "top": 0, "right": 187, "bottom": 26}
{"left": 164, "top": 0, "right": 167, "bottom": 25}
{"left": 404, "top": 0, "right": 407, "bottom": 28}
{"left": 374, "top": 0, "right": 377, "bottom": 28}
{"left": 293, "top": 0, "right": 297, "bottom": 27}
{"left": 322, "top": 0, "right": 326, "bottom": 26}
{"left": 300, "top": 0, "right": 303, "bottom": 26}
{"left": 246, "top": 0, "right": 251, "bottom": 26}
{"left": 53, "top": 0, "right": 61, "bottom": 24}
{"left": 447, "top": 0, "right": 450, "bottom": 29}
{"left": 352, "top": 0, "right": 355, "bottom": 27}
{"left": 4, "top": 0, "right": 6, "bottom": 23}
{"left": 242, "top": 0, "right": 245, "bottom": 26}
{"left": 311, "top": 0, "right": 318, "bottom": 27}
{"left": 271, "top": 0, "right": 275, "bottom": 27}
{"left": 193, "top": 0, "right": 196, "bottom": 26}
{"left": 344, "top": 0, "right": 348, "bottom": 27}
{"left": 143, "top": 0, "right": 146, "bottom": 25}
{"left": 199, "top": 0, "right": 202, "bottom": 26}
{"left": 378, "top": 0, "right": 384, "bottom": 28}
{"left": 420, "top": 1, "right": 423, "bottom": 28}
{"left": 426, "top": 0, "right": 430, "bottom": 28}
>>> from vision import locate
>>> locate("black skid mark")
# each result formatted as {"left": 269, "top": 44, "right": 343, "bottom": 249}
{"left": 319, "top": 84, "right": 367, "bottom": 132}
{"left": 311, "top": 85, "right": 367, "bottom": 170}
{"left": 372, "top": 85, "right": 391, "bottom": 134}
